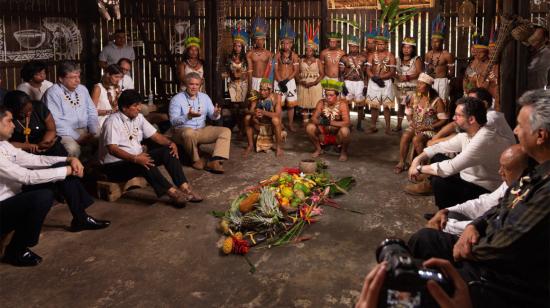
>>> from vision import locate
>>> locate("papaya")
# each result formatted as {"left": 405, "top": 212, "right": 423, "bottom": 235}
{"left": 239, "top": 192, "right": 260, "bottom": 213}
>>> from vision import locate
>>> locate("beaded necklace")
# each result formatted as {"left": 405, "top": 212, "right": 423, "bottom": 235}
{"left": 184, "top": 92, "right": 202, "bottom": 114}
{"left": 121, "top": 114, "right": 139, "bottom": 142}
{"left": 63, "top": 90, "right": 80, "bottom": 107}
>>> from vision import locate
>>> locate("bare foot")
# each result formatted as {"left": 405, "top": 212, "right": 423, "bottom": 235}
{"left": 385, "top": 128, "right": 392, "bottom": 135}
{"left": 312, "top": 149, "right": 323, "bottom": 157}
{"left": 338, "top": 152, "right": 348, "bottom": 162}
{"left": 368, "top": 127, "right": 378, "bottom": 134}
{"left": 394, "top": 162, "right": 406, "bottom": 174}
{"left": 392, "top": 127, "right": 402, "bottom": 132}
{"left": 243, "top": 146, "right": 253, "bottom": 158}
{"left": 276, "top": 147, "right": 284, "bottom": 157}
{"left": 288, "top": 124, "right": 298, "bottom": 132}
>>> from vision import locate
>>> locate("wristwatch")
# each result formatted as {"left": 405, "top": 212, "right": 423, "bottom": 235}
{"left": 416, "top": 165, "right": 423, "bottom": 174}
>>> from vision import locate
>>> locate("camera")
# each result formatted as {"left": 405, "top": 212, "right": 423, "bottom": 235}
{"left": 375, "top": 238, "right": 453, "bottom": 308}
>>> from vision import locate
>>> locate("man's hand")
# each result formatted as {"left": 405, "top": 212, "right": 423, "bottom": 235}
{"left": 134, "top": 153, "right": 155, "bottom": 170}
{"left": 408, "top": 161, "right": 421, "bottom": 182}
{"left": 67, "top": 157, "right": 84, "bottom": 177}
{"left": 187, "top": 107, "right": 202, "bottom": 119}
{"left": 355, "top": 262, "right": 387, "bottom": 308}
{"left": 427, "top": 209, "right": 449, "bottom": 230}
{"left": 424, "top": 258, "right": 473, "bottom": 308}
{"left": 24, "top": 143, "right": 41, "bottom": 153}
{"left": 453, "top": 225, "right": 479, "bottom": 261}
{"left": 168, "top": 142, "right": 179, "bottom": 159}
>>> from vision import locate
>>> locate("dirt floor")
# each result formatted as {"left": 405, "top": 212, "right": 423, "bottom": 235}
{"left": 0, "top": 115, "right": 436, "bottom": 307}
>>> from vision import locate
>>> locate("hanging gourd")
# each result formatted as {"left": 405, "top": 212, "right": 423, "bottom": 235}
{"left": 457, "top": 0, "right": 475, "bottom": 28}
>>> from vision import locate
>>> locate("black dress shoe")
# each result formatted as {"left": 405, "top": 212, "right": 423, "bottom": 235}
{"left": 70, "top": 216, "right": 111, "bottom": 232}
{"left": 2, "top": 248, "right": 42, "bottom": 267}
{"left": 423, "top": 213, "right": 435, "bottom": 220}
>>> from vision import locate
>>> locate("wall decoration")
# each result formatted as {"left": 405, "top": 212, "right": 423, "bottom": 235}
{"left": 172, "top": 20, "right": 191, "bottom": 54}
{"left": 98, "top": 0, "right": 121, "bottom": 21}
{"left": 328, "top": 0, "right": 434, "bottom": 9}
{"left": 0, "top": 17, "right": 82, "bottom": 62}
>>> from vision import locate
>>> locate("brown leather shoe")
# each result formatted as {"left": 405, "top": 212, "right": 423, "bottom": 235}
{"left": 180, "top": 187, "right": 203, "bottom": 203}
{"left": 410, "top": 173, "right": 430, "bottom": 183}
{"left": 205, "top": 160, "right": 224, "bottom": 174}
{"left": 167, "top": 189, "right": 190, "bottom": 208}
{"left": 192, "top": 159, "right": 205, "bottom": 170}
{"left": 404, "top": 180, "right": 433, "bottom": 196}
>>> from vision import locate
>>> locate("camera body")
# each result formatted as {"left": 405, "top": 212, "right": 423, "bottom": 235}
{"left": 375, "top": 238, "right": 453, "bottom": 308}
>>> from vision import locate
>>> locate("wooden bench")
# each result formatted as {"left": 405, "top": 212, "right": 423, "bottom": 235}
{"left": 96, "top": 177, "right": 148, "bottom": 202}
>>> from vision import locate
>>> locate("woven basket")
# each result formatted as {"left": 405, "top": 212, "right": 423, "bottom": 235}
{"left": 511, "top": 23, "right": 535, "bottom": 44}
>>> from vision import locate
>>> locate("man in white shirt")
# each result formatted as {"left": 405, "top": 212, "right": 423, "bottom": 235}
{"left": 16, "top": 60, "right": 54, "bottom": 101}
{"left": 117, "top": 58, "right": 135, "bottom": 91}
{"left": 0, "top": 106, "right": 109, "bottom": 267}
{"left": 99, "top": 30, "right": 136, "bottom": 70}
{"left": 100, "top": 90, "right": 202, "bottom": 207}
{"left": 169, "top": 72, "right": 231, "bottom": 173}
{"left": 426, "top": 144, "right": 530, "bottom": 234}
{"left": 408, "top": 97, "right": 515, "bottom": 209}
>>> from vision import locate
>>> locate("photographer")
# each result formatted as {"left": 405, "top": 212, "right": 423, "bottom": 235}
{"left": 355, "top": 258, "right": 472, "bottom": 308}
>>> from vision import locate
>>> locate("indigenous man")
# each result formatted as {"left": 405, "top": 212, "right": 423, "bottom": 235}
{"left": 306, "top": 79, "right": 351, "bottom": 162}
{"left": 246, "top": 18, "right": 272, "bottom": 92}
{"left": 463, "top": 34, "right": 498, "bottom": 107}
{"left": 42, "top": 61, "right": 99, "bottom": 157}
{"left": 363, "top": 21, "right": 377, "bottom": 58}
{"left": 274, "top": 22, "right": 299, "bottom": 131}
{"left": 340, "top": 35, "right": 367, "bottom": 131}
{"left": 365, "top": 28, "right": 396, "bottom": 134}
{"left": 425, "top": 15, "right": 454, "bottom": 103}
{"left": 244, "top": 79, "right": 285, "bottom": 157}
{"left": 169, "top": 72, "right": 231, "bottom": 174}
{"left": 320, "top": 32, "right": 346, "bottom": 81}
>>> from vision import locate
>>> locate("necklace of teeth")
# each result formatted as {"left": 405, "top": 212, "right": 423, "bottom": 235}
{"left": 64, "top": 91, "right": 80, "bottom": 107}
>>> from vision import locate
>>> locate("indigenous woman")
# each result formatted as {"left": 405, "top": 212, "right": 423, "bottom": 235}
{"left": 394, "top": 73, "right": 448, "bottom": 173}
{"left": 297, "top": 22, "right": 323, "bottom": 124}
{"left": 4, "top": 90, "right": 67, "bottom": 156}
{"left": 177, "top": 36, "right": 205, "bottom": 92}
{"left": 394, "top": 37, "right": 422, "bottom": 132}
{"left": 223, "top": 24, "right": 249, "bottom": 134}
{"left": 91, "top": 64, "right": 123, "bottom": 129}
{"left": 306, "top": 79, "right": 350, "bottom": 162}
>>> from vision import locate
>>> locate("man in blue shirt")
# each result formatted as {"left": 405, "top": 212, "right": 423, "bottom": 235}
{"left": 42, "top": 61, "right": 99, "bottom": 157}
{"left": 169, "top": 72, "right": 231, "bottom": 173}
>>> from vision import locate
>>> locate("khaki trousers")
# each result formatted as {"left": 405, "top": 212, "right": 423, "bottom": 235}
{"left": 174, "top": 126, "right": 231, "bottom": 162}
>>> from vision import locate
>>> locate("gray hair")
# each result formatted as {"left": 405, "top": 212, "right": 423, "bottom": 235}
{"left": 184, "top": 72, "right": 202, "bottom": 85}
{"left": 518, "top": 89, "right": 550, "bottom": 132}
{"left": 57, "top": 61, "right": 80, "bottom": 78}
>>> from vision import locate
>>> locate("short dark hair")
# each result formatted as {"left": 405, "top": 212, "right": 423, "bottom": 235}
{"left": 117, "top": 58, "right": 132, "bottom": 66}
{"left": 118, "top": 89, "right": 143, "bottom": 111}
{"left": 456, "top": 97, "right": 487, "bottom": 125}
{"left": 467, "top": 87, "right": 493, "bottom": 107}
{"left": 114, "top": 29, "right": 126, "bottom": 36}
{"left": 104, "top": 64, "right": 123, "bottom": 76}
{"left": 20, "top": 61, "right": 48, "bottom": 82}
{"left": 3, "top": 90, "right": 32, "bottom": 117}
{"left": 57, "top": 61, "right": 80, "bottom": 78}
{"left": 0, "top": 104, "right": 9, "bottom": 120}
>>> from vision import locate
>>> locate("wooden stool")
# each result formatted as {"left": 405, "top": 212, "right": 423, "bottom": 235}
{"left": 97, "top": 177, "right": 148, "bottom": 202}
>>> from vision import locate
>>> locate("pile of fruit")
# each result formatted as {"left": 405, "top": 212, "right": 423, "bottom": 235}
{"left": 216, "top": 167, "right": 354, "bottom": 255}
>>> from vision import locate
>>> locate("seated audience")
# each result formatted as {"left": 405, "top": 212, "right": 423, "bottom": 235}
{"left": 243, "top": 79, "right": 284, "bottom": 157}
{"left": 406, "top": 97, "right": 515, "bottom": 208}
{"left": 0, "top": 106, "right": 109, "bottom": 266}
{"left": 4, "top": 91, "right": 66, "bottom": 156}
{"left": 16, "top": 60, "right": 54, "bottom": 101}
{"left": 169, "top": 72, "right": 231, "bottom": 173}
{"left": 408, "top": 89, "right": 550, "bottom": 307}
{"left": 426, "top": 144, "right": 530, "bottom": 235}
{"left": 394, "top": 73, "right": 448, "bottom": 174}
{"left": 100, "top": 90, "right": 201, "bottom": 207}
{"left": 306, "top": 79, "right": 351, "bottom": 162}
{"left": 117, "top": 58, "right": 135, "bottom": 91}
{"left": 99, "top": 29, "right": 135, "bottom": 70}
{"left": 42, "top": 61, "right": 99, "bottom": 157}
{"left": 91, "top": 64, "right": 123, "bottom": 129}
{"left": 428, "top": 87, "right": 515, "bottom": 146}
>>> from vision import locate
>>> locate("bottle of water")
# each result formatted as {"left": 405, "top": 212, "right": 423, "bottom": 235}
{"left": 148, "top": 92, "right": 154, "bottom": 106}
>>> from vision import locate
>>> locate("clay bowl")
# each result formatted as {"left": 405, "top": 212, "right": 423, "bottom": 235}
{"left": 299, "top": 159, "right": 317, "bottom": 174}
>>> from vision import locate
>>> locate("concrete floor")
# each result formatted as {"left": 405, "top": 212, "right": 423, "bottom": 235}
{"left": 0, "top": 116, "right": 435, "bottom": 307}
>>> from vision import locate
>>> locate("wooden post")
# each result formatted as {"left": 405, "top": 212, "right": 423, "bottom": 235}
{"left": 500, "top": 0, "right": 529, "bottom": 127}
{"left": 320, "top": 0, "right": 328, "bottom": 51}
{"left": 82, "top": 0, "right": 101, "bottom": 89}
{"left": 205, "top": 0, "right": 217, "bottom": 99}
